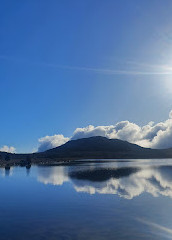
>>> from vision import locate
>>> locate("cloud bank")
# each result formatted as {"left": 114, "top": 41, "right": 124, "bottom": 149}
{"left": 0, "top": 145, "right": 16, "bottom": 153}
{"left": 38, "top": 110, "right": 172, "bottom": 152}
{"left": 38, "top": 134, "right": 70, "bottom": 152}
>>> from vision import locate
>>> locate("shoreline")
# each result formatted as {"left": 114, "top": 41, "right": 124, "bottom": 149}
{"left": 1, "top": 157, "right": 172, "bottom": 169}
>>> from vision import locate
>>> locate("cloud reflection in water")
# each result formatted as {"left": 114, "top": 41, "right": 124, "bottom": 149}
{"left": 37, "top": 162, "right": 172, "bottom": 199}
{"left": 38, "top": 166, "right": 69, "bottom": 186}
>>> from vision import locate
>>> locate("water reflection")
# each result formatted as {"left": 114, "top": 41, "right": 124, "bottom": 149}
{"left": 137, "top": 218, "right": 172, "bottom": 239}
{"left": 38, "top": 166, "right": 69, "bottom": 185}
{"left": 0, "top": 166, "right": 31, "bottom": 177}
{"left": 1, "top": 161, "right": 172, "bottom": 239}
{"left": 26, "top": 167, "right": 31, "bottom": 176}
{"left": 0, "top": 167, "right": 13, "bottom": 177}
{"left": 37, "top": 161, "right": 172, "bottom": 199}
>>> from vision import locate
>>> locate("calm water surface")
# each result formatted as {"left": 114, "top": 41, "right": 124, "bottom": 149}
{"left": 1, "top": 159, "right": 172, "bottom": 239}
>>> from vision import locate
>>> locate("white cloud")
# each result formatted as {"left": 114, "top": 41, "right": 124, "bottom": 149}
{"left": 0, "top": 145, "right": 16, "bottom": 153}
{"left": 38, "top": 134, "right": 69, "bottom": 152}
{"left": 169, "top": 110, "right": 172, "bottom": 119}
{"left": 71, "top": 117, "right": 172, "bottom": 149}
{"left": 37, "top": 110, "right": 172, "bottom": 151}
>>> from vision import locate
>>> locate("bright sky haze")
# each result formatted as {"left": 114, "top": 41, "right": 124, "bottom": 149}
{"left": 1, "top": 0, "right": 172, "bottom": 152}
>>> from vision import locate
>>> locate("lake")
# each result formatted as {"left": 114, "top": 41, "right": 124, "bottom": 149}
{"left": 1, "top": 159, "right": 172, "bottom": 240}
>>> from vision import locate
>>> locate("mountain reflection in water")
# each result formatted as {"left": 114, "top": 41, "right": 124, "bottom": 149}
{"left": 37, "top": 160, "right": 172, "bottom": 199}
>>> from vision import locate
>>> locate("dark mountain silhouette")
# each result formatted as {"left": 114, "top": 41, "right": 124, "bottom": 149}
{"left": 35, "top": 136, "right": 172, "bottom": 161}
{"left": 1, "top": 136, "right": 172, "bottom": 166}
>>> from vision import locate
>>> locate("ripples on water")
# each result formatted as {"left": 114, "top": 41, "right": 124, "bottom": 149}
{"left": 1, "top": 159, "right": 172, "bottom": 239}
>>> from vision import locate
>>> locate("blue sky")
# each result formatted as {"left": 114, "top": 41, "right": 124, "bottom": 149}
{"left": 1, "top": 0, "right": 172, "bottom": 152}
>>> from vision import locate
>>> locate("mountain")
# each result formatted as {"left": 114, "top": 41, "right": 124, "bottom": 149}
{"left": 1, "top": 136, "right": 172, "bottom": 166}
{"left": 35, "top": 136, "right": 172, "bottom": 161}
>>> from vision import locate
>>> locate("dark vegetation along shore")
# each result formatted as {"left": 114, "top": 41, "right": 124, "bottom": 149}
{"left": 1, "top": 136, "right": 172, "bottom": 168}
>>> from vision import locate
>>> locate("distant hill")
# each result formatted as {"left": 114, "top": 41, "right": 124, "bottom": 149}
{"left": 36, "top": 136, "right": 172, "bottom": 160}
{"left": 1, "top": 136, "right": 172, "bottom": 166}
